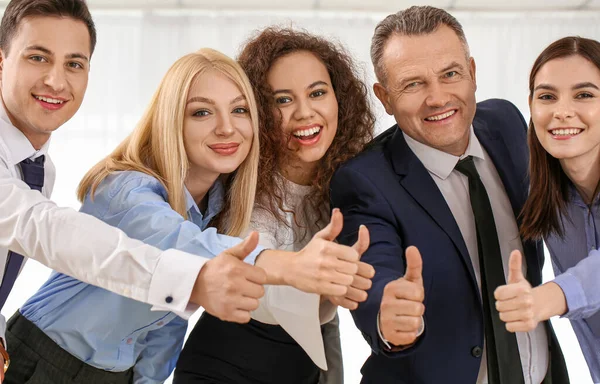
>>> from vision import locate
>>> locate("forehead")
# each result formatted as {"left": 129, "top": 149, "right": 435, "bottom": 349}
{"left": 535, "top": 55, "right": 600, "bottom": 87}
{"left": 381, "top": 25, "right": 468, "bottom": 81}
{"left": 267, "top": 50, "right": 331, "bottom": 88}
{"left": 189, "top": 70, "right": 242, "bottom": 98}
{"left": 11, "top": 16, "right": 90, "bottom": 56}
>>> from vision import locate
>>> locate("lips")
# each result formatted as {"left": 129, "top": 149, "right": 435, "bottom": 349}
{"left": 209, "top": 143, "right": 240, "bottom": 155}
{"left": 33, "top": 94, "right": 68, "bottom": 111}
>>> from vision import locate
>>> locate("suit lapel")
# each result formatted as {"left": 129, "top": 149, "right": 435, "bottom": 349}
{"left": 387, "top": 127, "right": 479, "bottom": 288}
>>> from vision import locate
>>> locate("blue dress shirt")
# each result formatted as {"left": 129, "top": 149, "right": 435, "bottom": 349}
{"left": 20, "top": 171, "right": 263, "bottom": 383}
{"left": 546, "top": 184, "right": 600, "bottom": 383}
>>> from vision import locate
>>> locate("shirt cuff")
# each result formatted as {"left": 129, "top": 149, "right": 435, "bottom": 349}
{"left": 377, "top": 311, "right": 424, "bottom": 351}
{"left": 149, "top": 248, "right": 209, "bottom": 319}
{"left": 245, "top": 245, "right": 266, "bottom": 265}
{"left": 552, "top": 272, "right": 587, "bottom": 319}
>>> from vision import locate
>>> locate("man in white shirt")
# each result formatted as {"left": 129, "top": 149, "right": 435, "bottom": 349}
{"left": 0, "top": 0, "right": 271, "bottom": 377}
{"left": 330, "top": 5, "right": 570, "bottom": 384}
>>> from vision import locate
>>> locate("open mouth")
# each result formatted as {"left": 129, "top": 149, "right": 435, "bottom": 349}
{"left": 549, "top": 128, "right": 583, "bottom": 137}
{"left": 292, "top": 126, "right": 321, "bottom": 141}
{"left": 33, "top": 94, "right": 67, "bottom": 110}
{"left": 425, "top": 110, "right": 456, "bottom": 122}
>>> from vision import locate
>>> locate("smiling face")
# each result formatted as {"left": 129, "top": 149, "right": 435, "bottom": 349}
{"left": 0, "top": 16, "right": 90, "bottom": 149}
{"left": 267, "top": 50, "right": 339, "bottom": 182}
{"left": 373, "top": 25, "right": 477, "bottom": 156}
{"left": 530, "top": 54, "right": 600, "bottom": 168}
{"left": 183, "top": 69, "right": 254, "bottom": 181}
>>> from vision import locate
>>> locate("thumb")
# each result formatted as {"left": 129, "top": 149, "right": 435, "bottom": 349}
{"left": 228, "top": 231, "right": 259, "bottom": 261}
{"left": 507, "top": 250, "right": 525, "bottom": 284}
{"left": 404, "top": 246, "right": 423, "bottom": 284}
{"left": 315, "top": 208, "right": 343, "bottom": 242}
{"left": 352, "top": 225, "right": 370, "bottom": 256}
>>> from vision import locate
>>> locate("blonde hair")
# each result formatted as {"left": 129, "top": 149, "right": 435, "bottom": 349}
{"left": 77, "top": 48, "right": 260, "bottom": 236}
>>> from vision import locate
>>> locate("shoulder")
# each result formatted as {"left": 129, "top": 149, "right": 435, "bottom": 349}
{"left": 475, "top": 98, "right": 527, "bottom": 134}
{"left": 335, "top": 125, "right": 396, "bottom": 177}
{"left": 81, "top": 170, "right": 168, "bottom": 217}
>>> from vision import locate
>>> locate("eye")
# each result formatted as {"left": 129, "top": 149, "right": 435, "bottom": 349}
{"left": 576, "top": 92, "right": 594, "bottom": 99}
{"left": 67, "top": 61, "right": 84, "bottom": 70}
{"left": 537, "top": 94, "right": 555, "bottom": 101}
{"left": 232, "top": 107, "right": 249, "bottom": 114}
{"left": 29, "top": 55, "right": 47, "bottom": 63}
{"left": 445, "top": 71, "right": 458, "bottom": 78}
{"left": 405, "top": 81, "right": 420, "bottom": 89}
{"left": 275, "top": 96, "right": 292, "bottom": 104}
{"left": 193, "top": 109, "right": 210, "bottom": 117}
{"left": 310, "top": 89, "right": 326, "bottom": 98}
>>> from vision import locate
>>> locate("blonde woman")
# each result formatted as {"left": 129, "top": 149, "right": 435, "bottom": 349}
{"left": 6, "top": 48, "right": 368, "bottom": 384}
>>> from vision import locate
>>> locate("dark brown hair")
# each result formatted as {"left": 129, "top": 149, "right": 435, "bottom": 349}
{"left": 237, "top": 27, "right": 374, "bottom": 229}
{"left": 371, "top": 6, "right": 469, "bottom": 84}
{"left": 521, "top": 36, "right": 600, "bottom": 240}
{"left": 0, "top": 0, "right": 96, "bottom": 56}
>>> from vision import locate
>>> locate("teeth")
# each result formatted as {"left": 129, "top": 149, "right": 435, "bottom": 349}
{"left": 293, "top": 127, "right": 321, "bottom": 137}
{"left": 425, "top": 110, "right": 456, "bottom": 121}
{"left": 34, "top": 95, "right": 64, "bottom": 104}
{"left": 550, "top": 128, "right": 582, "bottom": 136}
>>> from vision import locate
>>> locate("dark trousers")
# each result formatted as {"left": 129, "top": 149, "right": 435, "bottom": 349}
{"left": 4, "top": 312, "right": 133, "bottom": 384}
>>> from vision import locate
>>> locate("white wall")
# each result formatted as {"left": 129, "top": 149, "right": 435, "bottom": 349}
{"left": 4, "top": 8, "right": 600, "bottom": 383}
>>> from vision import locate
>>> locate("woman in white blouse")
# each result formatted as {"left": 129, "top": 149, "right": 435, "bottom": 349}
{"left": 175, "top": 28, "right": 376, "bottom": 384}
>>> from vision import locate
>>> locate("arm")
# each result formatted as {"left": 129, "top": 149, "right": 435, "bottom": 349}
{"left": 132, "top": 316, "right": 188, "bottom": 384}
{"left": 0, "top": 164, "right": 203, "bottom": 317}
{"left": 330, "top": 166, "right": 424, "bottom": 356}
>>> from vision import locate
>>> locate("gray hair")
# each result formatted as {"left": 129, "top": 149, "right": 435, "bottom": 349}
{"left": 371, "top": 6, "right": 470, "bottom": 84}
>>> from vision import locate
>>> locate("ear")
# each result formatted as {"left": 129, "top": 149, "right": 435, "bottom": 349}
{"left": 468, "top": 57, "right": 477, "bottom": 92}
{"left": 0, "top": 49, "right": 5, "bottom": 78}
{"left": 373, "top": 82, "right": 393, "bottom": 116}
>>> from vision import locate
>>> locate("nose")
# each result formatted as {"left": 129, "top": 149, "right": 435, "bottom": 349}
{"left": 43, "top": 63, "right": 66, "bottom": 93}
{"left": 214, "top": 113, "right": 235, "bottom": 137}
{"left": 425, "top": 81, "right": 451, "bottom": 109}
{"left": 552, "top": 99, "right": 575, "bottom": 120}
{"left": 292, "top": 97, "right": 315, "bottom": 121}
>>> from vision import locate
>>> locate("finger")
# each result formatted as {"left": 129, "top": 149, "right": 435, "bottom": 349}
{"left": 325, "top": 270, "right": 355, "bottom": 287}
{"left": 352, "top": 225, "right": 370, "bottom": 256}
{"left": 499, "top": 308, "right": 532, "bottom": 323}
{"left": 243, "top": 264, "right": 268, "bottom": 285}
{"left": 344, "top": 285, "right": 368, "bottom": 303}
{"left": 505, "top": 320, "right": 537, "bottom": 333}
{"left": 508, "top": 250, "right": 525, "bottom": 284}
{"left": 392, "top": 315, "right": 423, "bottom": 332}
{"left": 386, "top": 330, "right": 419, "bottom": 346}
{"left": 494, "top": 282, "right": 531, "bottom": 302}
{"left": 383, "top": 298, "right": 425, "bottom": 317}
{"left": 404, "top": 246, "right": 423, "bottom": 284}
{"left": 331, "top": 258, "right": 361, "bottom": 276}
{"left": 356, "top": 261, "right": 375, "bottom": 279}
{"left": 327, "top": 242, "right": 360, "bottom": 263}
{"left": 228, "top": 231, "right": 259, "bottom": 261}
{"left": 329, "top": 296, "right": 360, "bottom": 310}
{"left": 236, "top": 296, "right": 261, "bottom": 312}
{"left": 229, "top": 309, "right": 252, "bottom": 324}
{"left": 238, "top": 279, "right": 265, "bottom": 299}
{"left": 314, "top": 208, "right": 343, "bottom": 242}
{"left": 392, "top": 279, "right": 424, "bottom": 302}
{"left": 318, "top": 282, "right": 348, "bottom": 297}
{"left": 351, "top": 273, "right": 372, "bottom": 291}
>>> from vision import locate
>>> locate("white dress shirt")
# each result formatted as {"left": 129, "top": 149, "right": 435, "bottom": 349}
{"left": 0, "top": 105, "right": 207, "bottom": 343}
{"left": 248, "top": 177, "right": 337, "bottom": 370}
{"left": 403, "top": 128, "right": 549, "bottom": 384}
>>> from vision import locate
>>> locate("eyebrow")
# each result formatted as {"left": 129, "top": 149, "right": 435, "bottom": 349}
{"left": 534, "top": 82, "right": 600, "bottom": 92}
{"left": 437, "top": 62, "right": 464, "bottom": 74}
{"left": 25, "top": 45, "right": 89, "bottom": 62}
{"left": 273, "top": 80, "right": 329, "bottom": 95}
{"left": 186, "top": 95, "right": 246, "bottom": 105}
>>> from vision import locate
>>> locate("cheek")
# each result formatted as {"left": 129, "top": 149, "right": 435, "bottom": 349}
{"left": 530, "top": 105, "right": 550, "bottom": 130}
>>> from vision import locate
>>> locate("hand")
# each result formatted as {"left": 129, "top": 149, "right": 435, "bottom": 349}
{"left": 379, "top": 246, "right": 425, "bottom": 346}
{"left": 327, "top": 225, "right": 375, "bottom": 310}
{"left": 286, "top": 209, "right": 365, "bottom": 296}
{"left": 494, "top": 250, "right": 538, "bottom": 332}
{"left": 192, "top": 232, "right": 267, "bottom": 323}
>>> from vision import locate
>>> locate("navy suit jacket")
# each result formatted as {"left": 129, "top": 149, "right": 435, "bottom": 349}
{"left": 330, "top": 99, "right": 569, "bottom": 384}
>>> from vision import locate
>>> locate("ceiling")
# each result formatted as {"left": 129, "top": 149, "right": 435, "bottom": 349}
{"left": 0, "top": 0, "right": 598, "bottom": 12}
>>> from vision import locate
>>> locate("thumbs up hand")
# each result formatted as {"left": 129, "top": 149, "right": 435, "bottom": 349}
{"left": 494, "top": 250, "right": 538, "bottom": 332}
{"left": 379, "top": 246, "right": 426, "bottom": 347}
{"left": 192, "top": 231, "right": 267, "bottom": 324}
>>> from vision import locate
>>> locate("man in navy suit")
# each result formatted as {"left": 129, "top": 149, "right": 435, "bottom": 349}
{"left": 330, "top": 6, "right": 569, "bottom": 384}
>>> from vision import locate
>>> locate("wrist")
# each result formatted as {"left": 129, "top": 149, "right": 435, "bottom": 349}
{"left": 255, "top": 249, "right": 290, "bottom": 285}
{"left": 533, "top": 282, "right": 568, "bottom": 321}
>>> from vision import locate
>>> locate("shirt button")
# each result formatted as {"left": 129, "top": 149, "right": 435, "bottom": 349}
{"left": 165, "top": 296, "right": 173, "bottom": 304}
{"left": 471, "top": 346, "right": 483, "bottom": 358}
{"left": 126, "top": 338, "right": 133, "bottom": 345}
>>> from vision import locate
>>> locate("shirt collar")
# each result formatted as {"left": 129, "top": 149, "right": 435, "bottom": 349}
{"left": 184, "top": 177, "right": 225, "bottom": 222}
{"left": 403, "top": 126, "right": 484, "bottom": 180}
{"left": 569, "top": 183, "right": 600, "bottom": 208}
{"left": 0, "top": 101, "right": 50, "bottom": 166}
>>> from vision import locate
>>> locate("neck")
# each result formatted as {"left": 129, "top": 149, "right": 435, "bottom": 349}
{"left": 560, "top": 149, "right": 600, "bottom": 205}
{"left": 184, "top": 167, "right": 220, "bottom": 207}
{"left": 280, "top": 159, "right": 317, "bottom": 186}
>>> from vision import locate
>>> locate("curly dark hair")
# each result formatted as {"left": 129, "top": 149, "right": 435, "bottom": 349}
{"left": 237, "top": 27, "right": 375, "bottom": 228}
